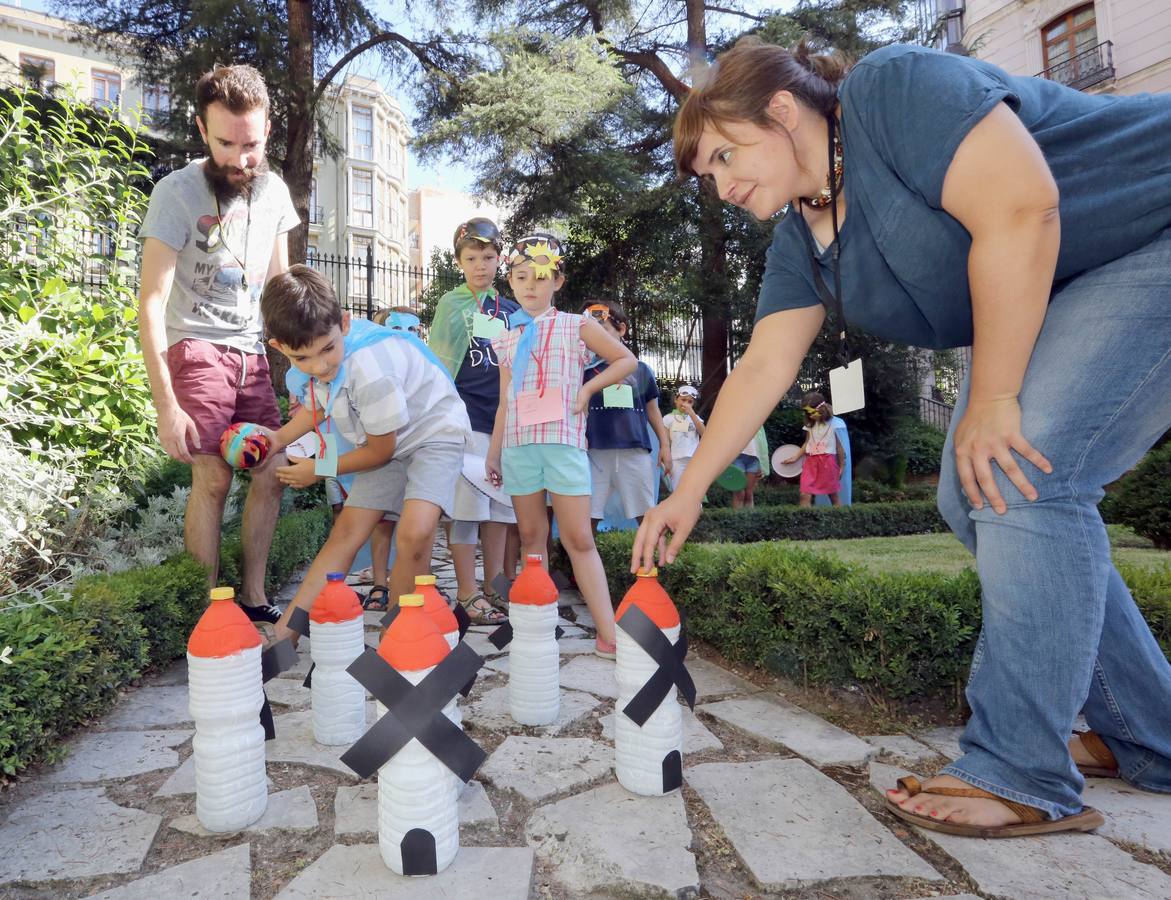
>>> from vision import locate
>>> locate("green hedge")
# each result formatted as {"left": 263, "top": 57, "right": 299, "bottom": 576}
{"left": 1104, "top": 444, "right": 1171, "bottom": 549}
{"left": 690, "top": 501, "right": 947, "bottom": 543}
{"left": 0, "top": 503, "right": 331, "bottom": 777}
{"left": 596, "top": 532, "right": 1171, "bottom": 705}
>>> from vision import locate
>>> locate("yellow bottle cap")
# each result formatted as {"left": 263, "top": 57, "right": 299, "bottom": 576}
{"left": 636, "top": 567, "right": 659, "bottom": 578}
{"left": 209, "top": 586, "right": 236, "bottom": 601}
{"left": 399, "top": 593, "right": 425, "bottom": 608}
{"left": 415, "top": 575, "right": 437, "bottom": 586}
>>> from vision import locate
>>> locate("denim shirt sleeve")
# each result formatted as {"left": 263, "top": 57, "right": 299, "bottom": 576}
{"left": 754, "top": 217, "right": 820, "bottom": 323}
{"left": 842, "top": 46, "right": 1021, "bottom": 208}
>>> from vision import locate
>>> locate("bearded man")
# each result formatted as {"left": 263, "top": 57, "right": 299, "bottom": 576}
{"left": 138, "top": 64, "right": 300, "bottom": 624}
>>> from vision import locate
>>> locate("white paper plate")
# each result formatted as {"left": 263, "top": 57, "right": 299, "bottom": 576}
{"left": 771, "top": 444, "right": 805, "bottom": 479}
{"left": 461, "top": 454, "right": 513, "bottom": 507}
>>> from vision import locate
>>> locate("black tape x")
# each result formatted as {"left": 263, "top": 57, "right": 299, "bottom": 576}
{"left": 488, "top": 620, "right": 564, "bottom": 651}
{"left": 617, "top": 604, "right": 697, "bottom": 726}
{"left": 340, "top": 642, "right": 487, "bottom": 782}
{"left": 258, "top": 637, "right": 299, "bottom": 740}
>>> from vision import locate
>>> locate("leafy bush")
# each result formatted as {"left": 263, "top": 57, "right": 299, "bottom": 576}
{"left": 702, "top": 481, "right": 801, "bottom": 508}
{"left": 690, "top": 501, "right": 947, "bottom": 543}
{"left": 852, "top": 478, "right": 937, "bottom": 504}
{"left": 897, "top": 417, "right": 947, "bottom": 476}
{"left": 1104, "top": 445, "right": 1171, "bottom": 549}
{"left": 596, "top": 533, "right": 1171, "bottom": 704}
{"left": 220, "top": 503, "right": 332, "bottom": 597}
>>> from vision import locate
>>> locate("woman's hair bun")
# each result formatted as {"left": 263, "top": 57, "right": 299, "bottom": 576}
{"left": 792, "top": 37, "right": 849, "bottom": 85}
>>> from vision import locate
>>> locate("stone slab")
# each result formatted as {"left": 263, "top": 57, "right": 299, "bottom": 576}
{"left": 526, "top": 781, "right": 699, "bottom": 897}
{"left": 914, "top": 725, "right": 964, "bottom": 761}
{"left": 83, "top": 842, "right": 251, "bottom": 899}
{"left": 0, "top": 788, "right": 162, "bottom": 882}
{"left": 686, "top": 657, "right": 761, "bottom": 700}
{"left": 154, "top": 755, "right": 274, "bottom": 798}
{"left": 264, "top": 677, "right": 313, "bottom": 710}
{"left": 463, "top": 684, "right": 601, "bottom": 735}
{"left": 557, "top": 637, "right": 597, "bottom": 655}
{"left": 689, "top": 759, "right": 941, "bottom": 890}
{"left": 148, "top": 659, "right": 189, "bottom": 686}
{"left": 863, "top": 734, "right": 937, "bottom": 764}
{"left": 599, "top": 705, "right": 724, "bottom": 752}
{"left": 870, "top": 762, "right": 1171, "bottom": 898}
{"left": 101, "top": 686, "right": 194, "bottom": 730}
{"left": 333, "top": 780, "right": 498, "bottom": 835}
{"left": 461, "top": 630, "right": 506, "bottom": 659}
{"left": 47, "top": 730, "right": 192, "bottom": 783}
{"left": 276, "top": 642, "right": 314, "bottom": 680}
{"left": 1082, "top": 778, "right": 1171, "bottom": 853}
{"left": 699, "top": 697, "right": 874, "bottom": 767}
{"left": 170, "top": 786, "right": 318, "bottom": 836}
{"left": 481, "top": 736, "right": 612, "bottom": 803}
{"left": 568, "top": 604, "right": 596, "bottom": 629}
{"left": 266, "top": 706, "right": 373, "bottom": 776}
{"left": 557, "top": 655, "right": 619, "bottom": 699}
{"left": 275, "top": 844, "right": 534, "bottom": 899}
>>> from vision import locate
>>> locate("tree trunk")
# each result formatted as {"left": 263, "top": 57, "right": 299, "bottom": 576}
{"left": 697, "top": 179, "right": 729, "bottom": 410}
{"left": 285, "top": 0, "right": 314, "bottom": 266}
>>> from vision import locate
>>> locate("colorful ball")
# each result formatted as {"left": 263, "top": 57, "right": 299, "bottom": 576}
{"left": 219, "top": 422, "right": 271, "bottom": 469}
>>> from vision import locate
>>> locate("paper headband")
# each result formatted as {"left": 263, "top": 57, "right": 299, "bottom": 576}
{"left": 507, "top": 235, "right": 564, "bottom": 280}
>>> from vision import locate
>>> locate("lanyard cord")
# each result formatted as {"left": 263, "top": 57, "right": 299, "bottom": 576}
{"left": 213, "top": 193, "right": 252, "bottom": 287}
{"left": 470, "top": 286, "right": 500, "bottom": 320}
{"left": 309, "top": 378, "right": 331, "bottom": 455}
{"left": 796, "top": 114, "right": 851, "bottom": 369}
{"left": 529, "top": 312, "right": 557, "bottom": 397}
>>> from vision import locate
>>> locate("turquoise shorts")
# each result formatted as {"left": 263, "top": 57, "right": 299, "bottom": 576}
{"left": 502, "top": 444, "right": 591, "bottom": 497}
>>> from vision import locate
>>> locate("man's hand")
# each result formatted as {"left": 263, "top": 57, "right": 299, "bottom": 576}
{"left": 276, "top": 454, "right": 320, "bottom": 489}
{"left": 158, "top": 404, "right": 200, "bottom": 463}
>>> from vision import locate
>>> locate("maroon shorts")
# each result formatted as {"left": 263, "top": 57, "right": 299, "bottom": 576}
{"left": 166, "top": 339, "right": 281, "bottom": 456}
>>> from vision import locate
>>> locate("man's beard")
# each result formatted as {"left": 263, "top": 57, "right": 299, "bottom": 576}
{"left": 203, "top": 155, "right": 268, "bottom": 204}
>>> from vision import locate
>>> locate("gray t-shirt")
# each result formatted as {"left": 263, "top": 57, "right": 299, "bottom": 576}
{"left": 139, "top": 160, "right": 300, "bottom": 354}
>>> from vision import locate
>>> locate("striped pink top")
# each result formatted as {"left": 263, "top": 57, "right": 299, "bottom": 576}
{"left": 492, "top": 309, "right": 592, "bottom": 449}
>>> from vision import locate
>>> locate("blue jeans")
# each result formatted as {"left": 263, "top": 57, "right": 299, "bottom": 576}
{"left": 937, "top": 227, "right": 1171, "bottom": 820}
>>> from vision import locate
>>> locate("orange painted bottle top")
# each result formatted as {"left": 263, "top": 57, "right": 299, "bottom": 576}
{"left": 416, "top": 575, "right": 457, "bottom": 635}
{"left": 615, "top": 568, "right": 680, "bottom": 629}
{"left": 378, "top": 594, "right": 450, "bottom": 671}
{"left": 509, "top": 554, "right": 558, "bottom": 606}
{"left": 310, "top": 572, "right": 363, "bottom": 623}
{"left": 188, "top": 586, "right": 263, "bottom": 658}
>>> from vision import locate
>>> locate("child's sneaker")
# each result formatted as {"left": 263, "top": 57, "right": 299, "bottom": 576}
{"left": 594, "top": 638, "right": 616, "bottom": 660}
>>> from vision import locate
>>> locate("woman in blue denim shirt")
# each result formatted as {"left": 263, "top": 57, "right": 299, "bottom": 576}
{"left": 634, "top": 37, "right": 1171, "bottom": 838}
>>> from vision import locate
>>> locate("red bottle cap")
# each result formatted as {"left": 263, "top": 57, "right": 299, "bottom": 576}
{"left": 310, "top": 572, "right": 363, "bottom": 623}
{"left": 378, "top": 595, "right": 449, "bottom": 671}
{"left": 509, "top": 554, "right": 558, "bottom": 606}
{"left": 415, "top": 575, "right": 458, "bottom": 635}
{"left": 615, "top": 568, "right": 680, "bottom": 629}
{"left": 188, "top": 587, "right": 263, "bottom": 658}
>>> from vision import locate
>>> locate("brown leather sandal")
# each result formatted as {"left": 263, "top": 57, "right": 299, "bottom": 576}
{"left": 885, "top": 775, "right": 1105, "bottom": 838}
{"left": 1074, "top": 730, "right": 1121, "bottom": 778}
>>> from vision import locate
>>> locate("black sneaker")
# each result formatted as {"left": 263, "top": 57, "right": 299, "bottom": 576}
{"left": 238, "top": 602, "right": 283, "bottom": 625}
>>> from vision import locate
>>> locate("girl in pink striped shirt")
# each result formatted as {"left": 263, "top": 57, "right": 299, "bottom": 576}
{"left": 487, "top": 234, "right": 635, "bottom": 656}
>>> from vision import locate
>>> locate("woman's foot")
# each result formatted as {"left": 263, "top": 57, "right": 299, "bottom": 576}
{"left": 594, "top": 637, "right": 616, "bottom": 660}
{"left": 458, "top": 591, "right": 508, "bottom": 625}
{"left": 886, "top": 774, "right": 1024, "bottom": 828}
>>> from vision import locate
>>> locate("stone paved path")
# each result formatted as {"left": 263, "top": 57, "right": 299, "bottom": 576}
{"left": 3, "top": 538, "right": 1170, "bottom": 898}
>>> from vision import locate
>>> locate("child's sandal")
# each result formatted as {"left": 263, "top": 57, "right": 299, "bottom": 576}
{"left": 458, "top": 592, "right": 507, "bottom": 626}
{"left": 362, "top": 585, "right": 390, "bottom": 611}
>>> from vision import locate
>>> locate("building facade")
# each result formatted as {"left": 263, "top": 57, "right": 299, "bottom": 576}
{"left": 944, "top": 0, "right": 1171, "bottom": 94}
{"left": 407, "top": 185, "right": 509, "bottom": 270}
{"left": 1, "top": 1, "right": 412, "bottom": 310}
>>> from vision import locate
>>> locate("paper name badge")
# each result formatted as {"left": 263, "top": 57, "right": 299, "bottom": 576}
{"left": 314, "top": 433, "right": 339, "bottom": 477}
{"left": 472, "top": 312, "right": 506, "bottom": 340}
{"left": 603, "top": 384, "right": 634, "bottom": 408}
{"left": 829, "top": 359, "right": 865, "bottom": 414}
{"left": 517, "top": 388, "right": 564, "bottom": 427}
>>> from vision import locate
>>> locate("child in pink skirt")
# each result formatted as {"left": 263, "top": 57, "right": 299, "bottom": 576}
{"left": 783, "top": 392, "right": 846, "bottom": 507}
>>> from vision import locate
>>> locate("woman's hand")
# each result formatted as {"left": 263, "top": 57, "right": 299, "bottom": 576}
{"left": 631, "top": 490, "right": 703, "bottom": 573}
{"left": 276, "top": 454, "right": 319, "bottom": 489}
{"left": 953, "top": 396, "right": 1051, "bottom": 514}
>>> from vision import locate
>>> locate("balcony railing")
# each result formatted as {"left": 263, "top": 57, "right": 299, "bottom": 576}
{"left": 309, "top": 205, "right": 324, "bottom": 225}
{"left": 1037, "top": 40, "right": 1114, "bottom": 91}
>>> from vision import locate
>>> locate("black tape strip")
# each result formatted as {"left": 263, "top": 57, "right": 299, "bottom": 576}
{"left": 490, "top": 574, "right": 512, "bottom": 600}
{"left": 401, "top": 828, "right": 437, "bottom": 876}
{"left": 260, "top": 692, "right": 276, "bottom": 741}
{"left": 380, "top": 604, "right": 400, "bottom": 629}
{"left": 551, "top": 571, "right": 570, "bottom": 591}
{"left": 555, "top": 625, "right": 565, "bottom": 640}
{"left": 459, "top": 673, "right": 476, "bottom": 698}
{"left": 261, "top": 638, "right": 298, "bottom": 683}
{"left": 287, "top": 606, "right": 311, "bottom": 638}
{"left": 302, "top": 662, "right": 315, "bottom": 689}
{"left": 342, "top": 644, "right": 487, "bottom": 782}
{"left": 662, "top": 750, "right": 683, "bottom": 792}
{"left": 452, "top": 600, "right": 472, "bottom": 640}
{"left": 487, "top": 621, "right": 512, "bottom": 650}
{"left": 618, "top": 605, "right": 697, "bottom": 725}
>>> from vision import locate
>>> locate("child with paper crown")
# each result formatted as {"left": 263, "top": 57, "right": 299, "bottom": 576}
{"left": 663, "top": 385, "right": 706, "bottom": 493}
{"left": 783, "top": 392, "right": 846, "bottom": 507}
{"left": 428, "top": 218, "right": 516, "bottom": 625}
{"left": 486, "top": 234, "right": 636, "bottom": 657}
{"left": 258, "top": 265, "right": 472, "bottom": 646}
{"left": 580, "top": 300, "right": 671, "bottom": 526}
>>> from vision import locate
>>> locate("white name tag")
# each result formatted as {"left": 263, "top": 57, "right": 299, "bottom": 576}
{"left": 829, "top": 358, "right": 865, "bottom": 414}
